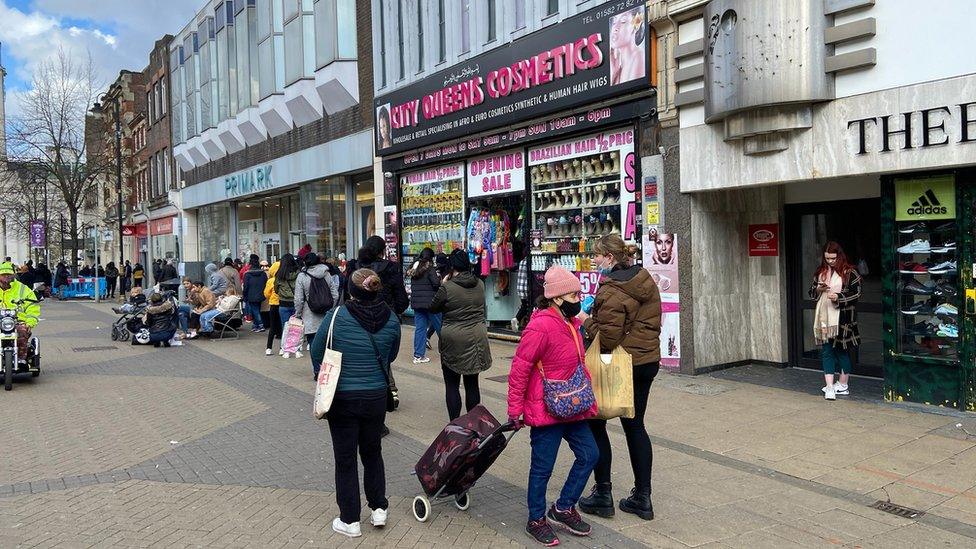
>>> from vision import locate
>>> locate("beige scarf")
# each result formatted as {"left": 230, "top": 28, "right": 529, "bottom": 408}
{"left": 813, "top": 270, "right": 842, "bottom": 344}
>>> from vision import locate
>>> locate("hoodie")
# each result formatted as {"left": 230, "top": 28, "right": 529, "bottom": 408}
{"left": 294, "top": 264, "right": 338, "bottom": 335}
{"left": 583, "top": 265, "right": 662, "bottom": 364}
{"left": 206, "top": 263, "right": 228, "bottom": 296}
{"left": 263, "top": 262, "right": 280, "bottom": 306}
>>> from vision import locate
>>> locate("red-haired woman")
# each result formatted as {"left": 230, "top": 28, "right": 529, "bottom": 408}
{"left": 809, "top": 241, "right": 861, "bottom": 400}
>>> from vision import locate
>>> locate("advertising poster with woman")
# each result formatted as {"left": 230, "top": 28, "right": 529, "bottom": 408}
{"left": 643, "top": 227, "right": 680, "bottom": 370}
{"left": 609, "top": 6, "right": 647, "bottom": 86}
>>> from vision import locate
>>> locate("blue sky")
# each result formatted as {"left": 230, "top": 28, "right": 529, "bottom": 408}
{"left": 1, "top": 0, "right": 200, "bottom": 118}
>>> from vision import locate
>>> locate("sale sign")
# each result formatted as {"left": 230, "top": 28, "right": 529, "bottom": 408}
{"left": 748, "top": 224, "right": 779, "bottom": 256}
{"left": 466, "top": 150, "right": 526, "bottom": 198}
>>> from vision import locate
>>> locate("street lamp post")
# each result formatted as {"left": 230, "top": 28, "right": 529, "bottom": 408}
{"left": 114, "top": 97, "right": 124, "bottom": 267}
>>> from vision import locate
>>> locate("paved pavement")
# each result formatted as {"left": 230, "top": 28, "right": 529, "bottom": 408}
{"left": 2, "top": 300, "right": 976, "bottom": 548}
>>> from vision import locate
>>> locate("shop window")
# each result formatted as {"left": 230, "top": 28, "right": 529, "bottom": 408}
{"left": 301, "top": 178, "right": 348, "bottom": 259}
{"left": 198, "top": 203, "right": 232, "bottom": 263}
{"left": 237, "top": 200, "right": 265, "bottom": 260}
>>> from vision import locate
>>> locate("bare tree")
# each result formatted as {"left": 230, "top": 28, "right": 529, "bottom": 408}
{"left": 5, "top": 49, "right": 110, "bottom": 270}
{"left": 0, "top": 162, "right": 68, "bottom": 263}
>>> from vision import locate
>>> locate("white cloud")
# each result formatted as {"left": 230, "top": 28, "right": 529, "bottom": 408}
{"left": 0, "top": 0, "right": 201, "bottom": 94}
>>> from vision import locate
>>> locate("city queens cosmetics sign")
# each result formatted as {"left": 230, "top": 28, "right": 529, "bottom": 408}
{"left": 374, "top": 0, "right": 650, "bottom": 155}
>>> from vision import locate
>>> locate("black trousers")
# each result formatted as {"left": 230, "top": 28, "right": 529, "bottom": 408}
{"left": 588, "top": 361, "right": 659, "bottom": 492}
{"left": 442, "top": 366, "right": 481, "bottom": 420}
{"left": 106, "top": 277, "right": 117, "bottom": 297}
{"left": 327, "top": 392, "right": 389, "bottom": 524}
{"left": 265, "top": 306, "right": 281, "bottom": 349}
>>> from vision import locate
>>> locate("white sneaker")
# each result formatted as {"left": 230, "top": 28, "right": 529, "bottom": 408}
{"left": 295, "top": 350, "right": 304, "bottom": 359}
{"left": 370, "top": 507, "right": 387, "bottom": 527}
{"left": 896, "top": 239, "right": 930, "bottom": 253}
{"left": 510, "top": 318, "right": 519, "bottom": 331}
{"left": 265, "top": 348, "right": 273, "bottom": 356}
{"left": 332, "top": 518, "right": 362, "bottom": 538}
{"left": 282, "top": 352, "right": 290, "bottom": 359}
{"left": 824, "top": 387, "right": 836, "bottom": 400}
{"left": 834, "top": 383, "right": 850, "bottom": 395}
{"left": 413, "top": 356, "right": 431, "bottom": 364}
{"left": 278, "top": 348, "right": 285, "bottom": 356}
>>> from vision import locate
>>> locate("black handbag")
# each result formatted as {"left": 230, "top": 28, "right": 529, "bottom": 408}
{"left": 366, "top": 332, "right": 397, "bottom": 413}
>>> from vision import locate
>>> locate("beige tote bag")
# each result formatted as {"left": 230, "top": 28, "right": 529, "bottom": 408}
{"left": 586, "top": 333, "right": 635, "bottom": 420}
{"left": 313, "top": 308, "right": 342, "bottom": 419}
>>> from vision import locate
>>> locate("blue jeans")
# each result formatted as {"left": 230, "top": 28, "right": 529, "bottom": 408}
{"left": 278, "top": 305, "right": 295, "bottom": 332}
{"left": 527, "top": 420, "right": 599, "bottom": 521}
{"left": 246, "top": 302, "right": 264, "bottom": 329}
{"left": 148, "top": 329, "right": 176, "bottom": 344}
{"left": 821, "top": 343, "right": 852, "bottom": 375}
{"left": 412, "top": 309, "right": 441, "bottom": 358}
{"left": 200, "top": 309, "right": 222, "bottom": 332}
{"left": 176, "top": 304, "right": 191, "bottom": 332}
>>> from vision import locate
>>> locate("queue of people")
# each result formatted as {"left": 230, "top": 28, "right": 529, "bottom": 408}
{"left": 96, "top": 233, "right": 663, "bottom": 546}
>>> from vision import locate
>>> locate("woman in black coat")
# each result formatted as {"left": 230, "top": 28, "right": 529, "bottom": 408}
{"left": 407, "top": 247, "right": 441, "bottom": 363}
{"left": 242, "top": 254, "right": 268, "bottom": 332}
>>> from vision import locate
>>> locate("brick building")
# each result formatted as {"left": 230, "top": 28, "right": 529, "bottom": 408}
{"left": 86, "top": 70, "right": 147, "bottom": 267}
{"left": 131, "top": 35, "right": 181, "bottom": 271}
{"left": 168, "top": 0, "right": 375, "bottom": 266}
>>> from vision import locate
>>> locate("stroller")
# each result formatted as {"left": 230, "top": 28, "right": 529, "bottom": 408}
{"left": 111, "top": 302, "right": 148, "bottom": 342}
{"left": 411, "top": 404, "right": 518, "bottom": 522}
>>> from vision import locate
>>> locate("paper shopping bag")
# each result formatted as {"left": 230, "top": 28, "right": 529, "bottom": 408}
{"left": 585, "top": 333, "right": 635, "bottom": 420}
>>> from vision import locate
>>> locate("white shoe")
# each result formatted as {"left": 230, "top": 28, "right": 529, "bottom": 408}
{"left": 510, "top": 318, "right": 519, "bottom": 332}
{"left": 370, "top": 507, "right": 387, "bottom": 527}
{"left": 413, "top": 356, "right": 431, "bottom": 364}
{"left": 822, "top": 383, "right": 850, "bottom": 396}
{"left": 282, "top": 352, "right": 290, "bottom": 359}
{"left": 278, "top": 348, "right": 285, "bottom": 356}
{"left": 331, "top": 518, "right": 362, "bottom": 538}
{"left": 295, "top": 351, "right": 304, "bottom": 359}
{"left": 824, "top": 387, "right": 836, "bottom": 400}
{"left": 265, "top": 348, "right": 273, "bottom": 356}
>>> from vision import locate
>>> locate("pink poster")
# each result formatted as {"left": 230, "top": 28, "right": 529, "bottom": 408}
{"left": 644, "top": 228, "right": 680, "bottom": 371}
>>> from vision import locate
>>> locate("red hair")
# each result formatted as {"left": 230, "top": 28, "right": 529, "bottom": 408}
{"left": 814, "top": 241, "right": 853, "bottom": 285}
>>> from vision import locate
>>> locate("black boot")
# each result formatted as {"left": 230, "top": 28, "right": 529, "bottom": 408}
{"left": 578, "top": 482, "right": 614, "bottom": 518}
{"left": 619, "top": 488, "right": 653, "bottom": 520}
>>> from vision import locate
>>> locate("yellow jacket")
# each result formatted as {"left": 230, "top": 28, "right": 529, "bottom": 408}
{"left": 0, "top": 279, "right": 40, "bottom": 328}
{"left": 263, "top": 261, "right": 280, "bottom": 306}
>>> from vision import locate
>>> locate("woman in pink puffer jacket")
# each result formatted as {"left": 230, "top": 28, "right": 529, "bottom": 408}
{"left": 508, "top": 266, "right": 599, "bottom": 546}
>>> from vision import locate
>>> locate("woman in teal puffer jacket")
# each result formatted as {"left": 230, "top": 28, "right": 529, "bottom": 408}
{"left": 311, "top": 268, "right": 400, "bottom": 539}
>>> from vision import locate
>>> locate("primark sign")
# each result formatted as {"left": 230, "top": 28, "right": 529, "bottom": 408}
{"left": 225, "top": 165, "right": 275, "bottom": 198}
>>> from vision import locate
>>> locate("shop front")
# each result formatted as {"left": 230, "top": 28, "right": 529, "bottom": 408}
{"left": 181, "top": 130, "right": 374, "bottom": 266}
{"left": 374, "top": 1, "right": 656, "bottom": 329}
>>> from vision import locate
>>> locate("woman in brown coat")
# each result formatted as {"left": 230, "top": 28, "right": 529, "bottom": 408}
{"left": 579, "top": 234, "right": 661, "bottom": 521}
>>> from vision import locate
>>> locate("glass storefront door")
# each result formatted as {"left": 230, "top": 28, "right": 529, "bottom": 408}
{"left": 237, "top": 201, "right": 264, "bottom": 260}
{"left": 786, "top": 199, "right": 883, "bottom": 378}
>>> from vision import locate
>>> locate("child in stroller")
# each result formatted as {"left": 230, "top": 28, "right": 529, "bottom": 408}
{"left": 110, "top": 287, "right": 148, "bottom": 341}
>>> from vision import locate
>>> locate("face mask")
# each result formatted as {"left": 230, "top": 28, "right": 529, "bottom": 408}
{"left": 597, "top": 255, "right": 614, "bottom": 275}
{"left": 558, "top": 299, "right": 582, "bottom": 319}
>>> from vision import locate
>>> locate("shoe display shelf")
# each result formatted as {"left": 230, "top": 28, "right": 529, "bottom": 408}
{"left": 896, "top": 221, "right": 959, "bottom": 358}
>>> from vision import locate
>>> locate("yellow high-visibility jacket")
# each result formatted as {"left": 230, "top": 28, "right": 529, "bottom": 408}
{"left": 0, "top": 280, "right": 40, "bottom": 328}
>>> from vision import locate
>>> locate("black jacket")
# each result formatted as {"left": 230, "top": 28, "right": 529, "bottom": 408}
{"left": 408, "top": 261, "right": 440, "bottom": 310}
{"left": 54, "top": 266, "right": 69, "bottom": 286}
{"left": 352, "top": 259, "right": 409, "bottom": 315}
{"left": 242, "top": 268, "right": 269, "bottom": 303}
{"left": 145, "top": 300, "right": 177, "bottom": 334}
{"left": 160, "top": 264, "right": 178, "bottom": 284}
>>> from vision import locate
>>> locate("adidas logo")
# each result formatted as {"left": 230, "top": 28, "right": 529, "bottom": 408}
{"left": 908, "top": 189, "right": 948, "bottom": 215}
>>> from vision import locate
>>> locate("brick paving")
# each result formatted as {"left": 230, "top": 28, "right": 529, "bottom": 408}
{"left": 2, "top": 300, "right": 976, "bottom": 547}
